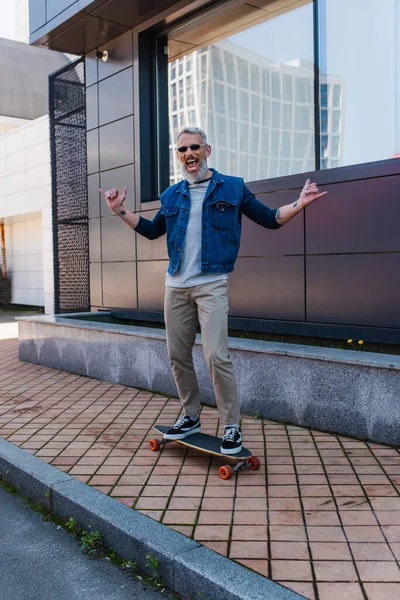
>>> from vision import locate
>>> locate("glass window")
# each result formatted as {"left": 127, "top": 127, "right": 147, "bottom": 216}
{"left": 224, "top": 51, "right": 236, "bottom": 85}
{"left": 251, "top": 65, "right": 260, "bottom": 93}
{"left": 237, "top": 58, "right": 249, "bottom": 89}
{"left": 240, "top": 123, "right": 249, "bottom": 153}
{"left": 167, "top": 0, "right": 314, "bottom": 184}
{"left": 227, "top": 87, "right": 237, "bottom": 118}
{"left": 283, "top": 75, "right": 293, "bottom": 101}
{"left": 320, "top": 109, "right": 328, "bottom": 133}
{"left": 271, "top": 72, "right": 280, "bottom": 99}
{"left": 251, "top": 94, "right": 260, "bottom": 122}
{"left": 282, "top": 104, "right": 292, "bottom": 130}
{"left": 262, "top": 98, "right": 270, "bottom": 126}
{"left": 271, "top": 101, "right": 281, "bottom": 128}
{"left": 214, "top": 82, "right": 225, "bottom": 113}
{"left": 332, "top": 110, "right": 340, "bottom": 133}
{"left": 319, "top": 0, "right": 400, "bottom": 168}
{"left": 296, "top": 106, "right": 312, "bottom": 130}
{"left": 212, "top": 47, "right": 224, "bottom": 81}
{"left": 260, "top": 128, "right": 269, "bottom": 156}
{"left": 281, "top": 132, "right": 291, "bottom": 158}
{"left": 240, "top": 91, "right": 249, "bottom": 122}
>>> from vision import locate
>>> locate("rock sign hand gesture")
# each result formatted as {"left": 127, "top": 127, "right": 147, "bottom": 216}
{"left": 299, "top": 179, "right": 328, "bottom": 208}
{"left": 99, "top": 186, "right": 128, "bottom": 212}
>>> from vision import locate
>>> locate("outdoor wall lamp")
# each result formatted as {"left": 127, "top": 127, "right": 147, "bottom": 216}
{"left": 96, "top": 50, "right": 109, "bottom": 62}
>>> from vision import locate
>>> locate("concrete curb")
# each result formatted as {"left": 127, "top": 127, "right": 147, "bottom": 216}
{"left": 0, "top": 438, "right": 305, "bottom": 600}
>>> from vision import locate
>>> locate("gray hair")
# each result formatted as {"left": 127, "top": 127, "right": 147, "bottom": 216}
{"left": 176, "top": 126, "right": 208, "bottom": 145}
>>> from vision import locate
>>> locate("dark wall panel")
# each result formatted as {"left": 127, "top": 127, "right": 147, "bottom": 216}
{"left": 101, "top": 215, "right": 136, "bottom": 262}
{"left": 137, "top": 260, "right": 169, "bottom": 311}
{"left": 306, "top": 175, "right": 400, "bottom": 254}
{"left": 229, "top": 256, "right": 305, "bottom": 320}
{"left": 136, "top": 209, "right": 168, "bottom": 261}
{"left": 89, "top": 217, "right": 101, "bottom": 262}
{"left": 87, "top": 129, "right": 99, "bottom": 175}
{"left": 99, "top": 164, "right": 135, "bottom": 215}
{"left": 88, "top": 173, "right": 100, "bottom": 218}
{"left": 99, "top": 116, "right": 134, "bottom": 171}
{"left": 97, "top": 30, "right": 133, "bottom": 81}
{"left": 307, "top": 254, "right": 400, "bottom": 327}
{"left": 98, "top": 68, "right": 133, "bottom": 126}
{"left": 102, "top": 262, "right": 137, "bottom": 308}
{"left": 92, "top": 0, "right": 182, "bottom": 29}
{"left": 240, "top": 190, "right": 304, "bottom": 258}
{"left": 86, "top": 83, "right": 98, "bottom": 131}
{"left": 85, "top": 51, "right": 98, "bottom": 87}
{"left": 89, "top": 263, "right": 102, "bottom": 307}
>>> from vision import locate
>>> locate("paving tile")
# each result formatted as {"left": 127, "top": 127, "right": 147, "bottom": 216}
{"left": 271, "top": 542, "right": 309, "bottom": 560}
{"left": 277, "top": 581, "right": 315, "bottom": 599}
{"left": 230, "top": 541, "right": 269, "bottom": 559}
{"left": 162, "top": 510, "right": 198, "bottom": 525}
{"left": 313, "top": 560, "right": 358, "bottom": 581}
{"left": 198, "top": 511, "right": 232, "bottom": 525}
{"left": 310, "top": 542, "right": 352, "bottom": 561}
{"left": 194, "top": 525, "right": 230, "bottom": 541}
{"left": 307, "top": 526, "right": 346, "bottom": 542}
{"left": 317, "top": 582, "right": 364, "bottom": 599}
{"left": 269, "top": 526, "right": 307, "bottom": 541}
{"left": 344, "top": 526, "right": 386, "bottom": 543}
{"left": 364, "top": 583, "right": 400, "bottom": 600}
{"left": 237, "top": 559, "right": 269, "bottom": 578}
{"left": 350, "top": 542, "right": 395, "bottom": 561}
{"left": 356, "top": 561, "right": 400, "bottom": 582}
{"left": 231, "top": 526, "right": 268, "bottom": 541}
{"left": 233, "top": 511, "right": 268, "bottom": 525}
{"left": 200, "top": 541, "right": 228, "bottom": 555}
{"left": 271, "top": 560, "right": 313, "bottom": 581}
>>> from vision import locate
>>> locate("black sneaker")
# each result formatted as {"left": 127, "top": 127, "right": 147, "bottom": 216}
{"left": 163, "top": 415, "right": 201, "bottom": 440}
{"left": 220, "top": 426, "right": 242, "bottom": 455}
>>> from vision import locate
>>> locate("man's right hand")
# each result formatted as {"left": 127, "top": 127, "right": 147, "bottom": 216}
{"left": 99, "top": 186, "right": 128, "bottom": 213}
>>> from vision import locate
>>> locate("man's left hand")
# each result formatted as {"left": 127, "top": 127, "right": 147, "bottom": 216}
{"left": 298, "top": 179, "right": 328, "bottom": 208}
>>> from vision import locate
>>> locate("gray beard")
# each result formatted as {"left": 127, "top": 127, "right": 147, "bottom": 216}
{"left": 180, "top": 157, "right": 209, "bottom": 184}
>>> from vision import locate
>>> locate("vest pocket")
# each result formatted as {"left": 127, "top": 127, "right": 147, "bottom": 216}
{"left": 209, "top": 200, "right": 236, "bottom": 231}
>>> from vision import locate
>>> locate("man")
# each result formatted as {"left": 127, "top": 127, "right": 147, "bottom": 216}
{"left": 100, "top": 126, "right": 327, "bottom": 455}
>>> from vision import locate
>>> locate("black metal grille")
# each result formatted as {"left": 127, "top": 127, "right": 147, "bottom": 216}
{"left": 49, "top": 58, "right": 89, "bottom": 313}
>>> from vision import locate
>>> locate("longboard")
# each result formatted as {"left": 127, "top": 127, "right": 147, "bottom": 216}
{"left": 149, "top": 424, "right": 260, "bottom": 479}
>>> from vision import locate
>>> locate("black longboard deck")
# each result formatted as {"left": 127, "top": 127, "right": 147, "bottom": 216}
{"left": 153, "top": 425, "right": 252, "bottom": 460}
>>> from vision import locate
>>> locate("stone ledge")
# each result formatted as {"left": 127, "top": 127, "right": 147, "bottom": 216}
{"left": 16, "top": 313, "right": 400, "bottom": 371}
{"left": 0, "top": 438, "right": 304, "bottom": 600}
{"left": 17, "top": 314, "right": 400, "bottom": 445}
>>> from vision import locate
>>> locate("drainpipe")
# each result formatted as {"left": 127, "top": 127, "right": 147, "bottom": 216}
{"left": 0, "top": 222, "right": 7, "bottom": 278}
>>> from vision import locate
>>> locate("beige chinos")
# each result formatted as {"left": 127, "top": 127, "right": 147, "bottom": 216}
{"left": 164, "top": 279, "right": 241, "bottom": 426}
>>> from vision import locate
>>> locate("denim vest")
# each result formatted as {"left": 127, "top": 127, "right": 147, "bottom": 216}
{"left": 135, "top": 169, "right": 280, "bottom": 276}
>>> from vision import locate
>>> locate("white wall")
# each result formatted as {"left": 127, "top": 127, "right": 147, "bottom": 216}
{"left": 0, "top": 116, "right": 54, "bottom": 313}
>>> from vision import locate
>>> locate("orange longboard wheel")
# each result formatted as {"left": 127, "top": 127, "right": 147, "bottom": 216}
{"left": 248, "top": 456, "right": 261, "bottom": 471}
{"left": 219, "top": 465, "right": 234, "bottom": 480}
{"left": 149, "top": 438, "right": 161, "bottom": 451}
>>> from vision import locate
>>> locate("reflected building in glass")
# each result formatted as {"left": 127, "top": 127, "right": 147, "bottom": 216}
{"left": 168, "top": 40, "right": 344, "bottom": 185}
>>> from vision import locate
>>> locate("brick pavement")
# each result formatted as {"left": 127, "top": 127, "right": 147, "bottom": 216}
{"left": 1, "top": 325, "right": 400, "bottom": 600}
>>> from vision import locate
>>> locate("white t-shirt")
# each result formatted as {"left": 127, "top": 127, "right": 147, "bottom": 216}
{"left": 165, "top": 180, "right": 228, "bottom": 288}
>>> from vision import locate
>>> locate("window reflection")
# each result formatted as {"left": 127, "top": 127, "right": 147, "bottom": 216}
{"left": 168, "top": 1, "right": 315, "bottom": 184}
{"left": 319, "top": 0, "right": 399, "bottom": 168}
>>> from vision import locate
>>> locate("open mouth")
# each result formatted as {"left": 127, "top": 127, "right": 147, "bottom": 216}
{"left": 186, "top": 159, "right": 198, "bottom": 172}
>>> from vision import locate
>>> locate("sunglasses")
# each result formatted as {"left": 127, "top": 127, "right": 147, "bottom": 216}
{"left": 176, "top": 143, "right": 207, "bottom": 153}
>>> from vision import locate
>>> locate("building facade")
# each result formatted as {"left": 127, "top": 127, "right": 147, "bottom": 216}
{"left": 27, "top": 0, "right": 400, "bottom": 343}
{"left": 0, "top": 36, "right": 70, "bottom": 310}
